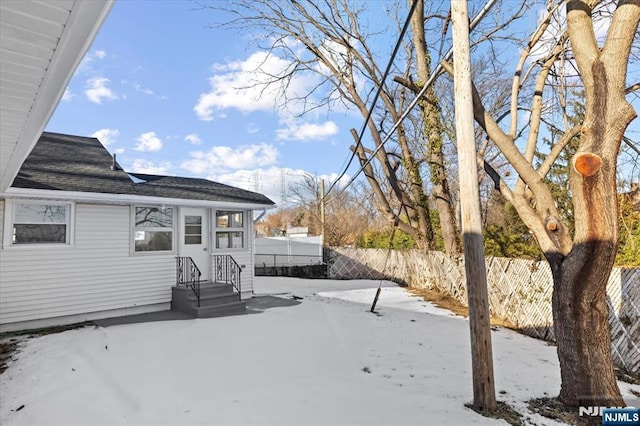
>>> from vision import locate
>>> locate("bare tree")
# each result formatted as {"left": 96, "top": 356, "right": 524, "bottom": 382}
{"left": 442, "top": 0, "right": 639, "bottom": 407}
{"left": 393, "top": 0, "right": 460, "bottom": 254}
{"left": 287, "top": 173, "right": 376, "bottom": 246}
{"left": 208, "top": 0, "right": 463, "bottom": 252}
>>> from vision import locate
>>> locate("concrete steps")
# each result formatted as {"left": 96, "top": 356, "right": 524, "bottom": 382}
{"left": 171, "top": 282, "right": 246, "bottom": 318}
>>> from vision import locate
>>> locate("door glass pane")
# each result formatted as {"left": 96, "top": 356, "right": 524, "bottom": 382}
{"left": 185, "top": 225, "right": 201, "bottom": 234}
{"left": 185, "top": 216, "right": 202, "bottom": 225}
{"left": 185, "top": 235, "right": 202, "bottom": 244}
{"left": 184, "top": 215, "right": 202, "bottom": 245}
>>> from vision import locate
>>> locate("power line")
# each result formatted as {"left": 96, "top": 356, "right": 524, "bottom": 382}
{"left": 323, "top": 0, "right": 420, "bottom": 199}
{"left": 325, "top": 0, "right": 499, "bottom": 204}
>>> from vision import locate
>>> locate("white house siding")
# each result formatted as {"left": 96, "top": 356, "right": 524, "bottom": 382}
{"left": 0, "top": 202, "right": 175, "bottom": 328}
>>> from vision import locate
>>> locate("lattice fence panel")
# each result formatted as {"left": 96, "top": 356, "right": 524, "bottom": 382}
{"left": 328, "top": 247, "right": 640, "bottom": 374}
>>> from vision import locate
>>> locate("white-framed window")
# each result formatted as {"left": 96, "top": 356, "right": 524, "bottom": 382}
{"left": 8, "top": 200, "right": 73, "bottom": 245}
{"left": 133, "top": 206, "right": 174, "bottom": 252}
{"left": 214, "top": 210, "right": 245, "bottom": 250}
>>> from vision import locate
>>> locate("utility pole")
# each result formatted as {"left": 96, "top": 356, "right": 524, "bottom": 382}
{"left": 451, "top": 0, "right": 497, "bottom": 411}
{"left": 320, "top": 178, "right": 326, "bottom": 241}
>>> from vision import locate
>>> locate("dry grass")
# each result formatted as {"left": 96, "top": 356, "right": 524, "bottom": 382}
{"left": 0, "top": 322, "right": 92, "bottom": 375}
{"left": 408, "top": 287, "right": 519, "bottom": 330}
{"left": 466, "top": 401, "right": 524, "bottom": 426}
{"left": 0, "top": 339, "right": 20, "bottom": 375}
{"left": 528, "top": 397, "right": 600, "bottom": 426}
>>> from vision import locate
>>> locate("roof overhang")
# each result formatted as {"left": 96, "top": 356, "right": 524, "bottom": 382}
{"left": 0, "top": 0, "right": 114, "bottom": 193}
{"left": 2, "top": 187, "right": 277, "bottom": 211}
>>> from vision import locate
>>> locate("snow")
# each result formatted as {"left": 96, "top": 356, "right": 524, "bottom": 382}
{"left": 1, "top": 277, "right": 638, "bottom": 425}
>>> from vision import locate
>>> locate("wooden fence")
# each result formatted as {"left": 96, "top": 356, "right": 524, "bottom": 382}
{"left": 328, "top": 247, "right": 640, "bottom": 375}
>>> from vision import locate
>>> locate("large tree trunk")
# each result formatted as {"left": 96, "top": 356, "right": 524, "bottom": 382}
{"left": 548, "top": 1, "right": 639, "bottom": 407}
{"left": 410, "top": 0, "right": 461, "bottom": 254}
{"left": 551, "top": 248, "right": 623, "bottom": 408}
{"left": 551, "top": 85, "right": 628, "bottom": 407}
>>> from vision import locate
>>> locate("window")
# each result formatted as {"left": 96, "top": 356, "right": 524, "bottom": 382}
{"left": 184, "top": 215, "right": 202, "bottom": 245}
{"left": 11, "top": 202, "right": 71, "bottom": 245}
{"left": 134, "top": 206, "right": 174, "bottom": 252}
{"left": 215, "top": 210, "right": 244, "bottom": 249}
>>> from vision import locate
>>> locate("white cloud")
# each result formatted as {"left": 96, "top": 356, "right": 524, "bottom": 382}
{"left": 133, "top": 83, "right": 155, "bottom": 96}
{"left": 77, "top": 50, "right": 108, "bottom": 74}
{"left": 185, "top": 133, "right": 202, "bottom": 145}
{"left": 114, "top": 148, "right": 125, "bottom": 155}
{"left": 193, "top": 51, "right": 319, "bottom": 121}
{"left": 247, "top": 123, "right": 260, "bottom": 134}
{"left": 180, "top": 143, "right": 279, "bottom": 175}
{"left": 61, "top": 88, "right": 74, "bottom": 102}
{"left": 529, "top": 3, "right": 613, "bottom": 67}
{"left": 93, "top": 50, "right": 107, "bottom": 60}
{"left": 207, "top": 167, "right": 349, "bottom": 208}
{"left": 91, "top": 128, "right": 119, "bottom": 146}
{"left": 210, "top": 167, "right": 308, "bottom": 204}
{"left": 135, "top": 132, "right": 163, "bottom": 152}
{"left": 277, "top": 121, "right": 339, "bottom": 141}
{"left": 85, "top": 77, "right": 118, "bottom": 104}
{"left": 129, "top": 159, "right": 172, "bottom": 175}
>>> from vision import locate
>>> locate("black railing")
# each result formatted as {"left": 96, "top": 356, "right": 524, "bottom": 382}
{"left": 255, "top": 253, "right": 325, "bottom": 267}
{"left": 176, "top": 257, "right": 202, "bottom": 307}
{"left": 213, "top": 255, "right": 242, "bottom": 300}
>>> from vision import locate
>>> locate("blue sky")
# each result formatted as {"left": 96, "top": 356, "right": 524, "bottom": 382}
{"left": 46, "top": 0, "right": 354, "bottom": 205}
{"left": 46, "top": 1, "right": 639, "bottom": 206}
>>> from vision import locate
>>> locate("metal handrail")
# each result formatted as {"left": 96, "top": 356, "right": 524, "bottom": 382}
{"left": 176, "top": 257, "right": 202, "bottom": 307}
{"left": 213, "top": 255, "right": 242, "bottom": 300}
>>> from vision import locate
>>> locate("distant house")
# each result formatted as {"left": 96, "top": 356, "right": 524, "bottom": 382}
{"left": 0, "top": 132, "right": 274, "bottom": 332}
{"left": 286, "top": 226, "right": 309, "bottom": 238}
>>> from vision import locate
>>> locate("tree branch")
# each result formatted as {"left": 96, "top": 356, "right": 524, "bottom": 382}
{"left": 602, "top": 0, "right": 640, "bottom": 93}
{"left": 509, "top": 1, "right": 564, "bottom": 138}
{"left": 441, "top": 60, "right": 570, "bottom": 254}
{"left": 566, "top": 0, "right": 600, "bottom": 88}
{"left": 626, "top": 82, "right": 640, "bottom": 94}
{"left": 538, "top": 123, "right": 582, "bottom": 179}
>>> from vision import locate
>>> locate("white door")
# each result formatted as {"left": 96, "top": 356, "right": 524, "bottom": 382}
{"left": 180, "top": 208, "right": 210, "bottom": 281}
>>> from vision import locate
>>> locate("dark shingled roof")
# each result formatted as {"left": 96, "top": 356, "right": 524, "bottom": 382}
{"left": 11, "top": 132, "right": 275, "bottom": 206}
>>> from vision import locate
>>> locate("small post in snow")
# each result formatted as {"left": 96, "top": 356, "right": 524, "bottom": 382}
{"left": 370, "top": 287, "right": 382, "bottom": 313}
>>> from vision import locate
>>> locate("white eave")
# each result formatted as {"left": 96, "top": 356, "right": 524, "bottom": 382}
{"left": 0, "top": 0, "right": 114, "bottom": 193}
{"left": 2, "top": 187, "right": 277, "bottom": 211}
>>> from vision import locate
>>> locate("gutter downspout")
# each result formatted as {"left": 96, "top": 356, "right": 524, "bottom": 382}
{"left": 252, "top": 207, "right": 267, "bottom": 296}
{"left": 253, "top": 208, "right": 267, "bottom": 223}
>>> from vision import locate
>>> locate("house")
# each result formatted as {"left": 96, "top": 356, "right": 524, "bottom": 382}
{"left": 0, "top": 132, "right": 275, "bottom": 332}
{"left": 286, "top": 226, "right": 309, "bottom": 238}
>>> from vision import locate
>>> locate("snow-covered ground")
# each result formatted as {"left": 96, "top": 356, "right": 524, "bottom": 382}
{"left": 1, "top": 277, "right": 638, "bottom": 425}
